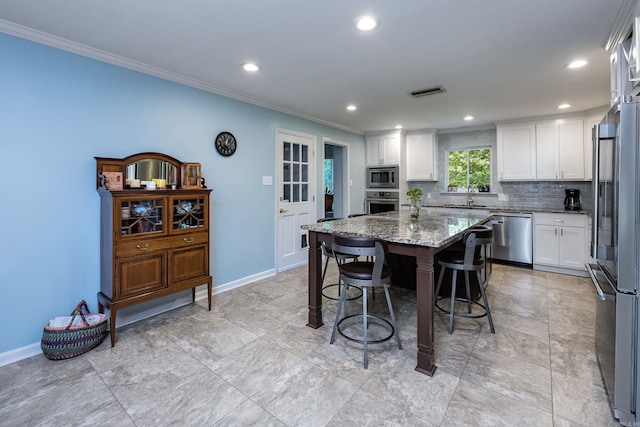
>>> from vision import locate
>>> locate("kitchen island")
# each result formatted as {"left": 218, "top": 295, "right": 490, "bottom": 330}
{"left": 302, "top": 210, "right": 491, "bottom": 375}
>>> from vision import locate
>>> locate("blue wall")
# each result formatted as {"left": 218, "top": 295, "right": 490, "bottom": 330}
{"left": 0, "top": 33, "right": 366, "bottom": 354}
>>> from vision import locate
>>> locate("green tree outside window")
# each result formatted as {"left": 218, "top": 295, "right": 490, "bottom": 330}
{"left": 447, "top": 148, "right": 491, "bottom": 190}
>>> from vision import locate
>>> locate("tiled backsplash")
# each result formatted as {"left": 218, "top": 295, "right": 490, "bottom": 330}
{"left": 407, "top": 128, "right": 593, "bottom": 212}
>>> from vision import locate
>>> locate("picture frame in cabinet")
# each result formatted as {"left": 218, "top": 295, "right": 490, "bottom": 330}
{"left": 181, "top": 163, "right": 202, "bottom": 189}
{"left": 102, "top": 171, "right": 123, "bottom": 191}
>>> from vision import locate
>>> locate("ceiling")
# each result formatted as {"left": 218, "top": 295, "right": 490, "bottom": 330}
{"left": 0, "top": 0, "right": 631, "bottom": 134}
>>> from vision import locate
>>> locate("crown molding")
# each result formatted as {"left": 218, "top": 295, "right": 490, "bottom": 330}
{"left": 0, "top": 19, "right": 363, "bottom": 136}
{"left": 605, "top": 0, "right": 639, "bottom": 52}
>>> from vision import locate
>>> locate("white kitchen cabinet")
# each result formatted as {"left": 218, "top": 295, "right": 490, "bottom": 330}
{"left": 496, "top": 123, "right": 537, "bottom": 180}
{"left": 533, "top": 213, "right": 588, "bottom": 275}
{"left": 535, "top": 118, "right": 584, "bottom": 180}
{"left": 406, "top": 131, "right": 437, "bottom": 180}
{"left": 366, "top": 131, "right": 402, "bottom": 165}
{"left": 535, "top": 121, "right": 558, "bottom": 180}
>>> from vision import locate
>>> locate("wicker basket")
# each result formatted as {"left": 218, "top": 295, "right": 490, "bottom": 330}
{"left": 41, "top": 300, "right": 107, "bottom": 360}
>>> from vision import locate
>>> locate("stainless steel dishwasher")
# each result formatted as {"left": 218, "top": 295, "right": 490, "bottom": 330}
{"left": 490, "top": 211, "right": 533, "bottom": 265}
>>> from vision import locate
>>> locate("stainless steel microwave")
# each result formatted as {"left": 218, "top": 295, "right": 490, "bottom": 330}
{"left": 367, "top": 166, "right": 399, "bottom": 189}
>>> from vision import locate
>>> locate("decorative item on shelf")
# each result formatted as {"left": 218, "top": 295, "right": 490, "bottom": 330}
{"left": 181, "top": 163, "right": 202, "bottom": 189}
{"left": 152, "top": 178, "right": 166, "bottom": 189}
{"left": 200, "top": 177, "right": 207, "bottom": 188}
{"left": 407, "top": 188, "right": 423, "bottom": 220}
{"left": 102, "top": 171, "right": 124, "bottom": 191}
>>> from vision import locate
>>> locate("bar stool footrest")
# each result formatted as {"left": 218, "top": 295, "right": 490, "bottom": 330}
{"left": 336, "top": 313, "right": 395, "bottom": 344}
{"left": 435, "top": 297, "right": 490, "bottom": 319}
{"left": 322, "top": 283, "right": 363, "bottom": 301}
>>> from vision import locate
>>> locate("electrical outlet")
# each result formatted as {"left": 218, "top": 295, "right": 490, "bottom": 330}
{"left": 498, "top": 193, "right": 509, "bottom": 201}
{"left": 426, "top": 193, "right": 432, "bottom": 199}
{"left": 262, "top": 176, "right": 273, "bottom": 185}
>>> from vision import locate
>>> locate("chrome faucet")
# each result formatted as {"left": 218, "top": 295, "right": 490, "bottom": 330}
{"left": 467, "top": 186, "right": 474, "bottom": 206}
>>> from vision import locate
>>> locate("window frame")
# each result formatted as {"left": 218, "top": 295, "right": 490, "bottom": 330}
{"left": 445, "top": 146, "right": 493, "bottom": 192}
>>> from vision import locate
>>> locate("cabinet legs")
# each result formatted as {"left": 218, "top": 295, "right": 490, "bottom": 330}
{"left": 97, "top": 282, "right": 211, "bottom": 347}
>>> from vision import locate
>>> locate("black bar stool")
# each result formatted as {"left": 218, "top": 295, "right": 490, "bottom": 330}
{"left": 434, "top": 225, "right": 495, "bottom": 334}
{"left": 317, "top": 218, "right": 362, "bottom": 301}
{"left": 329, "top": 232, "right": 402, "bottom": 368}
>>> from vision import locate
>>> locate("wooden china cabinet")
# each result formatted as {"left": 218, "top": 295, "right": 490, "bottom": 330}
{"left": 95, "top": 152, "right": 212, "bottom": 346}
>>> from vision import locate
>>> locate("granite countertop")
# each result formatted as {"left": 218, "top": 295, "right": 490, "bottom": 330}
{"left": 302, "top": 210, "right": 491, "bottom": 248}
{"left": 400, "top": 203, "right": 591, "bottom": 216}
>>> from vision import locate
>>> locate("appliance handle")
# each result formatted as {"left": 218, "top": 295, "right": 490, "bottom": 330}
{"left": 586, "top": 263, "right": 616, "bottom": 301}
{"left": 591, "top": 125, "right": 601, "bottom": 259}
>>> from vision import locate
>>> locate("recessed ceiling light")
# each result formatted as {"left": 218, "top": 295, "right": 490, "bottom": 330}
{"left": 558, "top": 103, "right": 571, "bottom": 109}
{"left": 356, "top": 16, "right": 379, "bottom": 31}
{"left": 567, "top": 59, "right": 587, "bottom": 69}
{"left": 395, "top": 125, "right": 403, "bottom": 129}
{"left": 347, "top": 104, "right": 357, "bottom": 111}
{"left": 464, "top": 115, "right": 474, "bottom": 121}
{"left": 241, "top": 63, "right": 261, "bottom": 72}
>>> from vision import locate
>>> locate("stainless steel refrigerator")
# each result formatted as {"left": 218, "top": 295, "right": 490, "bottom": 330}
{"left": 587, "top": 96, "right": 640, "bottom": 424}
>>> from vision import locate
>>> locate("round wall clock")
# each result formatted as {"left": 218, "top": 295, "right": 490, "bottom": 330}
{"left": 215, "top": 131, "right": 237, "bottom": 157}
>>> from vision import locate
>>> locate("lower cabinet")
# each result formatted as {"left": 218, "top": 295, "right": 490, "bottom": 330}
{"left": 533, "top": 213, "right": 588, "bottom": 275}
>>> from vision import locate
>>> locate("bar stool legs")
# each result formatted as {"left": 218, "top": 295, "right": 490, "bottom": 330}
{"left": 435, "top": 267, "right": 495, "bottom": 334}
{"left": 331, "top": 282, "right": 401, "bottom": 369}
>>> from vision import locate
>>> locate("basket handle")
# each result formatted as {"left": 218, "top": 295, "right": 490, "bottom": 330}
{"left": 65, "top": 300, "right": 91, "bottom": 330}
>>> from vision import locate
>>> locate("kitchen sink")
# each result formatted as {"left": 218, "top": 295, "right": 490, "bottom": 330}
{"left": 442, "top": 204, "right": 487, "bottom": 208}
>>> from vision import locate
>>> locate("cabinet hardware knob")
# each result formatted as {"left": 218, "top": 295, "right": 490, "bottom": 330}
{"left": 184, "top": 237, "right": 195, "bottom": 243}
{"left": 136, "top": 243, "right": 150, "bottom": 251}
{"left": 279, "top": 208, "right": 288, "bottom": 213}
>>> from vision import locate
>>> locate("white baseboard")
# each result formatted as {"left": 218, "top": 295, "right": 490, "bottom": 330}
{"left": 0, "top": 268, "right": 277, "bottom": 367}
{"left": 0, "top": 342, "right": 43, "bottom": 367}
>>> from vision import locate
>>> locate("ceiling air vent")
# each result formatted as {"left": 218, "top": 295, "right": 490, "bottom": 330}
{"left": 409, "top": 86, "right": 446, "bottom": 98}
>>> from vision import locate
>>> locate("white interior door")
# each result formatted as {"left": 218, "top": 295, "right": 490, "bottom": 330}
{"left": 276, "top": 129, "right": 316, "bottom": 271}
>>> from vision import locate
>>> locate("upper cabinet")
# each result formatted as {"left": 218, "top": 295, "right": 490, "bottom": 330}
{"left": 406, "top": 131, "right": 437, "bottom": 181}
{"left": 498, "top": 116, "right": 590, "bottom": 181}
{"left": 366, "top": 131, "right": 402, "bottom": 165}
{"left": 536, "top": 118, "right": 584, "bottom": 180}
{"left": 496, "top": 122, "right": 537, "bottom": 180}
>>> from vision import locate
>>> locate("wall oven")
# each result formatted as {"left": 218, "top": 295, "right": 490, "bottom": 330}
{"left": 367, "top": 166, "right": 399, "bottom": 189}
{"left": 365, "top": 191, "right": 399, "bottom": 214}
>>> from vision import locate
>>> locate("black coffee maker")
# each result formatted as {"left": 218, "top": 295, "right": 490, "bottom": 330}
{"left": 564, "top": 189, "right": 581, "bottom": 211}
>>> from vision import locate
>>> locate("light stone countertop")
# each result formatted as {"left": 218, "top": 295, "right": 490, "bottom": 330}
{"left": 302, "top": 210, "right": 491, "bottom": 248}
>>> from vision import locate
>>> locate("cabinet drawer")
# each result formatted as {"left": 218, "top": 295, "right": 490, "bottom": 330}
{"left": 534, "top": 213, "right": 585, "bottom": 227}
{"left": 115, "top": 232, "right": 208, "bottom": 258}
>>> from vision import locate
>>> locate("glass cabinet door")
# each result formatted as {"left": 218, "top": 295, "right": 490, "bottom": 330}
{"left": 171, "top": 196, "right": 207, "bottom": 231}
{"left": 119, "top": 198, "right": 164, "bottom": 237}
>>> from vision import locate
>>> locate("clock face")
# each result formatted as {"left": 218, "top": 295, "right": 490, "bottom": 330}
{"left": 215, "top": 131, "right": 237, "bottom": 156}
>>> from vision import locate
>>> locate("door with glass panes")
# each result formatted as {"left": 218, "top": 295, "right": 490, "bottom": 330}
{"left": 276, "top": 129, "right": 316, "bottom": 270}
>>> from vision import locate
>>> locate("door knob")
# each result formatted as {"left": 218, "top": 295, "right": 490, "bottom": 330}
{"left": 279, "top": 208, "right": 288, "bottom": 213}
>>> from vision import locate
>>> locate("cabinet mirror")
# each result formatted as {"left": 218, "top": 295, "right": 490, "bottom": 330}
{"left": 95, "top": 152, "right": 183, "bottom": 189}
{"left": 126, "top": 159, "right": 178, "bottom": 186}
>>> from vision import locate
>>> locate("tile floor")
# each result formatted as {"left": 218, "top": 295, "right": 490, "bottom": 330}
{"left": 0, "top": 263, "right": 620, "bottom": 426}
